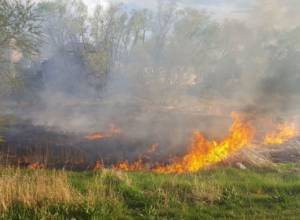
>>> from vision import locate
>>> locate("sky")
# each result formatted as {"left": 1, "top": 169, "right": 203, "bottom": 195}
{"left": 32, "top": 0, "right": 254, "bottom": 19}
{"left": 83, "top": 0, "right": 254, "bottom": 18}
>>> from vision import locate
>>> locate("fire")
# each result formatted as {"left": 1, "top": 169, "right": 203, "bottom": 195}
{"left": 154, "top": 112, "right": 255, "bottom": 173}
{"left": 93, "top": 161, "right": 104, "bottom": 170}
{"left": 25, "top": 114, "right": 297, "bottom": 173}
{"left": 263, "top": 122, "right": 298, "bottom": 145}
{"left": 28, "top": 162, "right": 43, "bottom": 169}
{"left": 109, "top": 113, "right": 298, "bottom": 174}
{"left": 84, "top": 124, "right": 122, "bottom": 141}
{"left": 113, "top": 144, "right": 159, "bottom": 171}
{"left": 85, "top": 132, "right": 107, "bottom": 140}
{"left": 113, "top": 159, "right": 145, "bottom": 171}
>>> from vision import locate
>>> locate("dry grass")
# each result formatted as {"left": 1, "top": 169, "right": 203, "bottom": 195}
{"left": 0, "top": 167, "right": 78, "bottom": 211}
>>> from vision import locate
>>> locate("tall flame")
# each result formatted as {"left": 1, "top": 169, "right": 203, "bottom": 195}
{"left": 154, "top": 112, "right": 255, "bottom": 173}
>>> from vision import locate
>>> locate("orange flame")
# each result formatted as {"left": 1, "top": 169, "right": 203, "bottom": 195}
{"left": 154, "top": 112, "right": 255, "bottom": 173}
{"left": 82, "top": 114, "right": 298, "bottom": 174}
{"left": 84, "top": 132, "right": 107, "bottom": 140}
{"left": 109, "top": 113, "right": 298, "bottom": 174}
{"left": 84, "top": 124, "right": 122, "bottom": 141}
{"left": 113, "top": 159, "right": 145, "bottom": 171}
{"left": 263, "top": 122, "right": 298, "bottom": 145}
{"left": 93, "top": 161, "right": 104, "bottom": 170}
{"left": 28, "top": 162, "right": 43, "bottom": 169}
{"left": 113, "top": 144, "right": 159, "bottom": 171}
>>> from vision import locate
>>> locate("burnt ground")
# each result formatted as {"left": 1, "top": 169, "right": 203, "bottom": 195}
{"left": 1, "top": 119, "right": 300, "bottom": 171}
{"left": 0, "top": 121, "right": 168, "bottom": 170}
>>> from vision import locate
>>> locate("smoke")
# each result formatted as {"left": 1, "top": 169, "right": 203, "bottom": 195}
{"left": 4, "top": 0, "right": 300, "bottom": 158}
{"left": 241, "top": 0, "right": 300, "bottom": 121}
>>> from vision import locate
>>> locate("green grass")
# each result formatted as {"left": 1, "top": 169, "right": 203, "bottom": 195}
{"left": 1, "top": 164, "right": 300, "bottom": 220}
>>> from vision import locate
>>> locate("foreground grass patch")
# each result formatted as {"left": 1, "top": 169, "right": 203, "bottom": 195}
{"left": 0, "top": 164, "right": 300, "bottom": 219}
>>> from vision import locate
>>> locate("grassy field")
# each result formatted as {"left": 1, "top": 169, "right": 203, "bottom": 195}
{"left": 0, "top": 164, "right": 300, "bottom": 220}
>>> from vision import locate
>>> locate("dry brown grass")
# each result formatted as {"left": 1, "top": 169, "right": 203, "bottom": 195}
{"left": 0, "top": 167, "right": 78, "bottom": 211}
{"left": 0, "top": 168, "right": 133, "bottom": 215}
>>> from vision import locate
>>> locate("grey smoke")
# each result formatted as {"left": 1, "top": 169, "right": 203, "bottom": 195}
{"left": 10, "top": 0, "right": 300, "bottom": 152}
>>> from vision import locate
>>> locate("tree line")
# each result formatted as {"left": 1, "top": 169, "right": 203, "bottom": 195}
{"left": 0, "top": 0, "right": 300, "bottom": 110}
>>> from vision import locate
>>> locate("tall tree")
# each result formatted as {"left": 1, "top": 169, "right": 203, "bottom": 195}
{"left": 0, "top": 0, "right": 42, "bottom": 97}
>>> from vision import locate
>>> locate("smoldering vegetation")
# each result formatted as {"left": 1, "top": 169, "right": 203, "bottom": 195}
{"left": 0, "top": 0, "right": 300, "bottom": 168}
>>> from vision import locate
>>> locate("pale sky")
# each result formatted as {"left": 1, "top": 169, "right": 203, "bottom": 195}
{"left": 87, "top": 0, "right": 254, "bottom": 19}
{"left": 34, "top": 0, "right": 254, "bottom": 19}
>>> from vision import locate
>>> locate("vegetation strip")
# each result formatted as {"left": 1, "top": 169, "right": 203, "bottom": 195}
{"left": 0, "top": 164, "right": 300, "bottom": 219}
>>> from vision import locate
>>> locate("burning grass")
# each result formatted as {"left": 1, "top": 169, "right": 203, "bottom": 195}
{"left": 154, "top": 112, "right": 255, "bottom": 173}
{"left": 263, "top": 122, "right": 298, "bottom": 145}
{"left": 112, "top": 112, "right": 298, "bottom": 173}
{"left": 1, "top": 113, "right": 298, "bottom": 173}
{"left": 84, "top": 124, "right": 122, "bottom": 141}
{"left": 0, "top": 164, "right": 300, "bottom": 219}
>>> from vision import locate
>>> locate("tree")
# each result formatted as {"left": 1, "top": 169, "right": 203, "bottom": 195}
{"left": 37, "top": 0, "right": 88, "bottom": 53}
{"left": 0, "top": 0, "right": 42, "bottom": 97}
{"left": 127, "top": 9, "right": 152, "bottom": 47}
{"left": 152, "top": 0, "right": 177, "bottom": 60}
{"left": 0, "top": 0, "right": 41, "bottom": 55}
{"left": 88, "top": 4, "right": 131, "bottom": 86}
